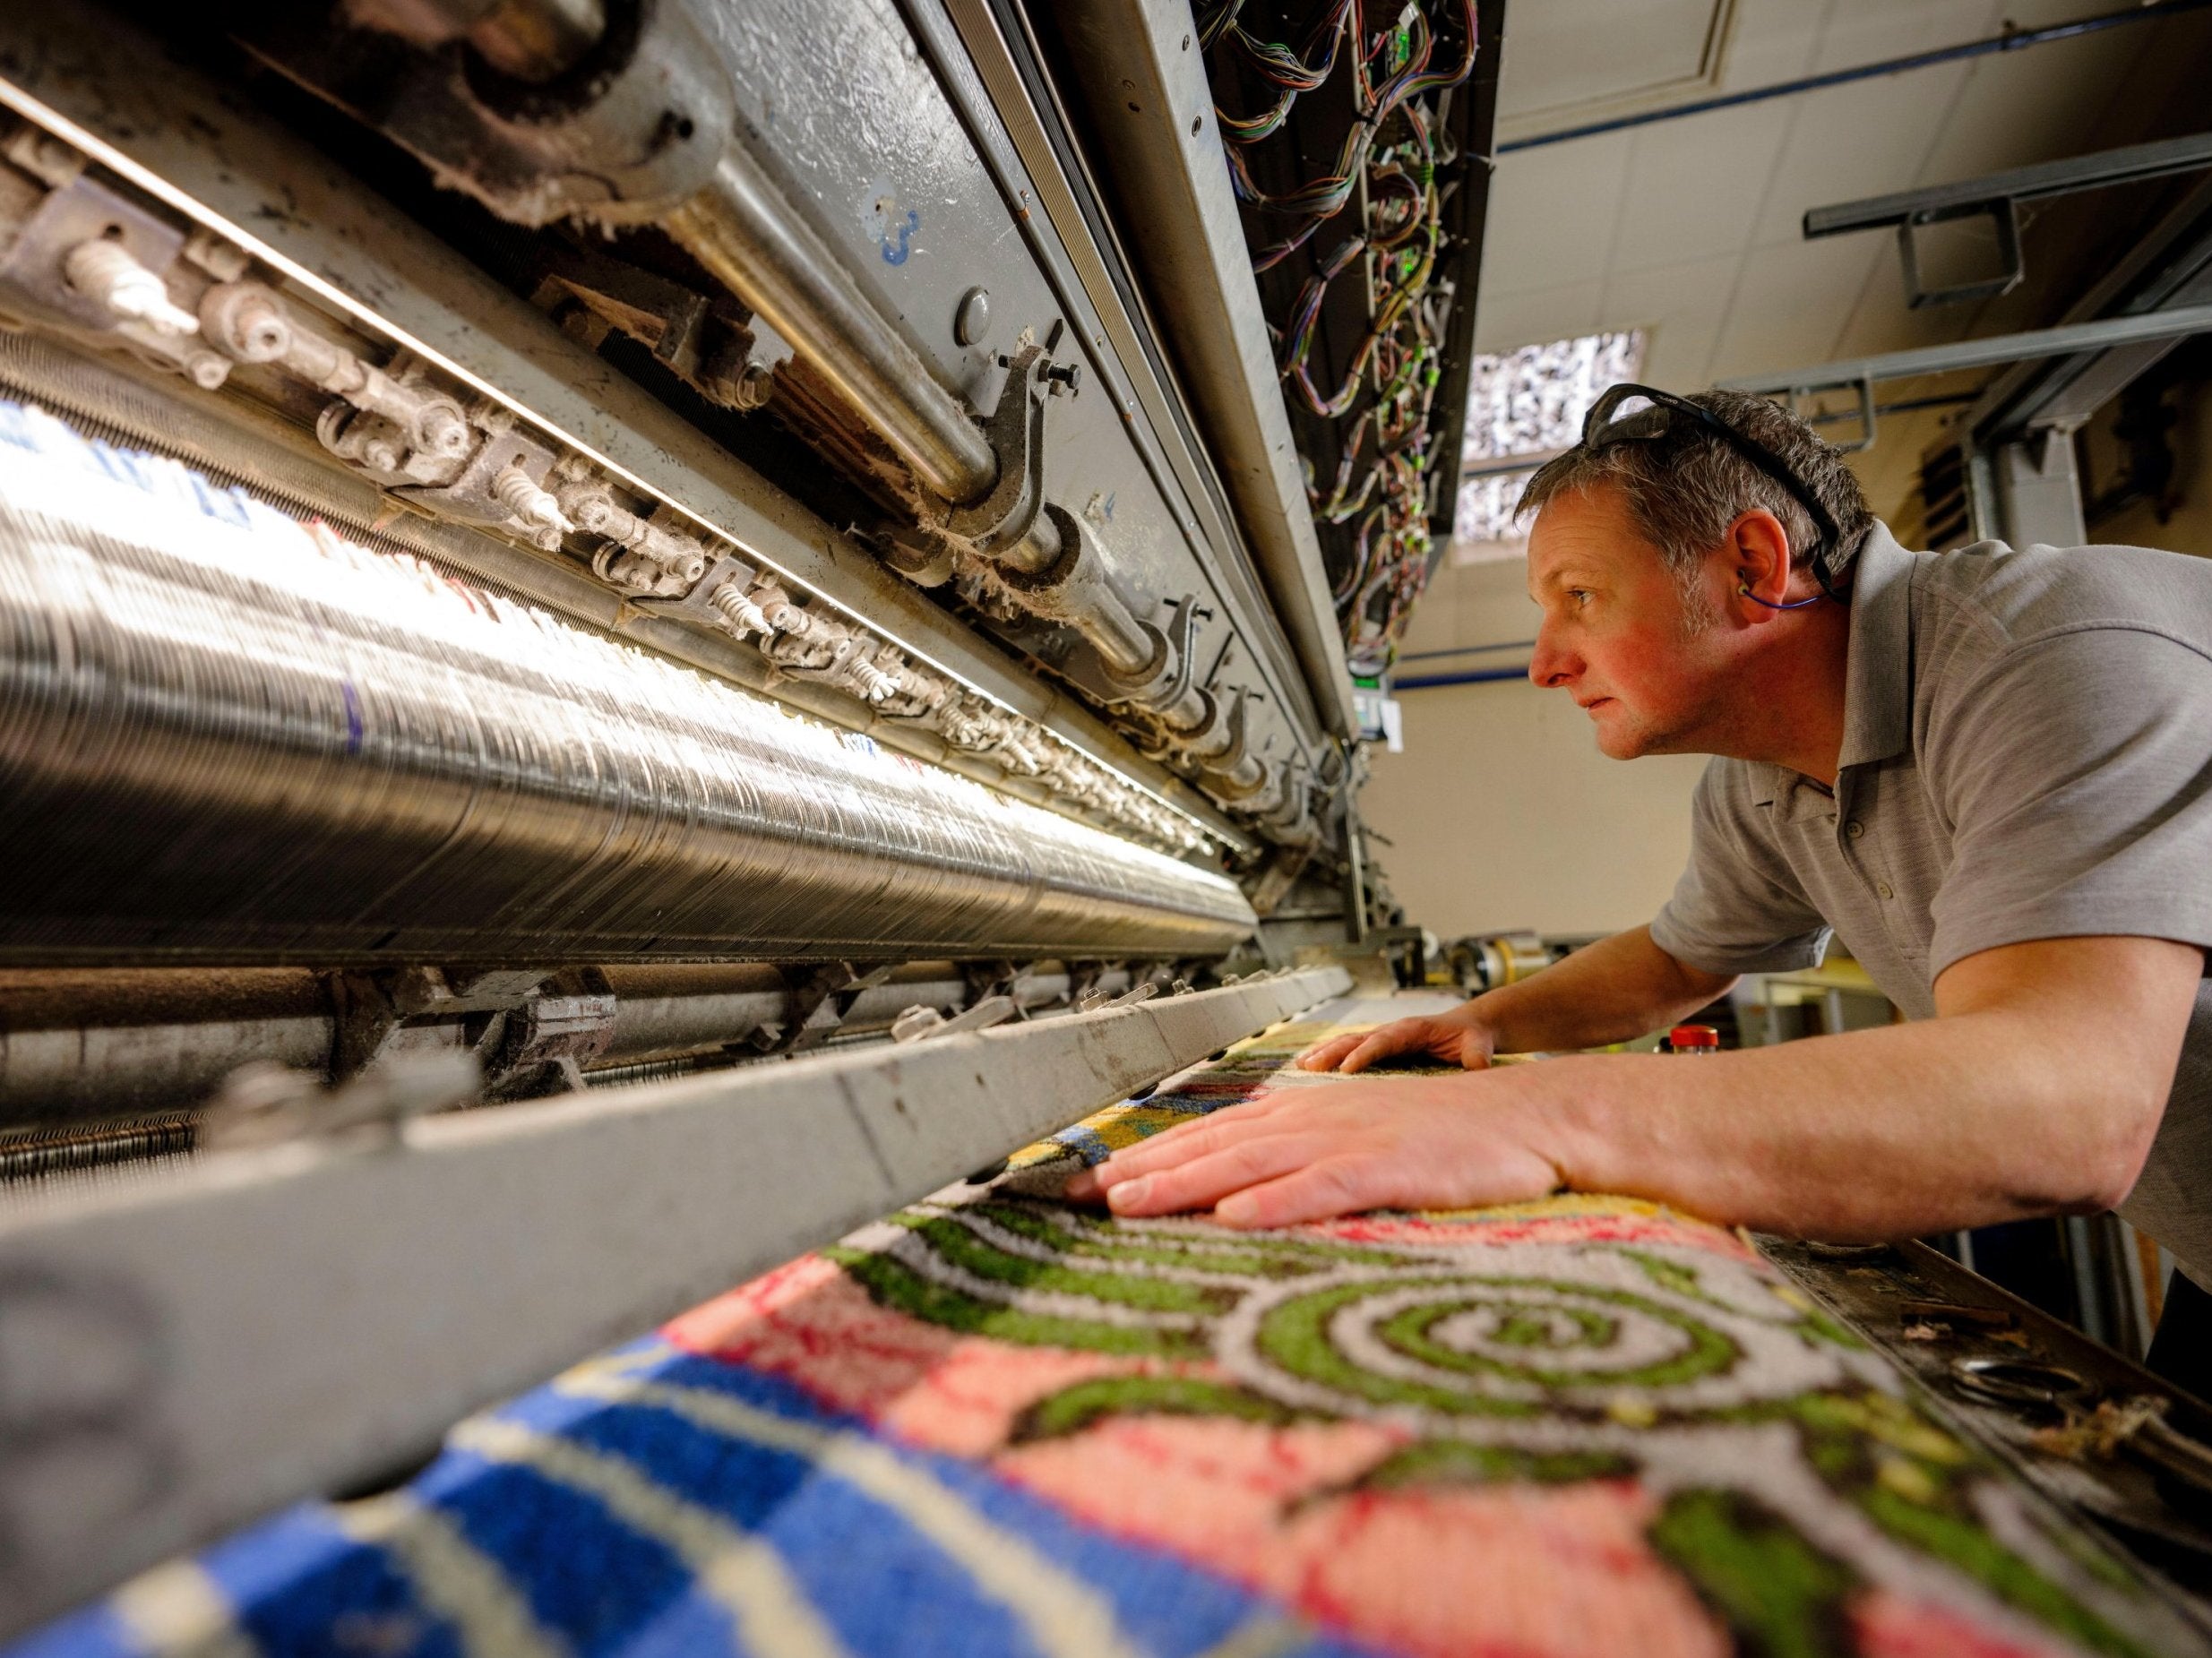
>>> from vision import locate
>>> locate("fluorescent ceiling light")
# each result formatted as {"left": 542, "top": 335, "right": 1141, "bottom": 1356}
{"left": 1451, "top": 331, "right": 1645, "bottom": 549}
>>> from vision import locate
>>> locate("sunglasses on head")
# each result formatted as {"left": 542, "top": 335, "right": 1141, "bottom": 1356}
{"left": 1579, "top": 382, "right": 1849, "bottom": 606}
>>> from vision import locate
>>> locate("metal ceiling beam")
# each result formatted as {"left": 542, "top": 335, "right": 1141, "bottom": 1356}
{"left": 1803, "top": 132, "right": 2212, "bottom": 309}
{"left": 1718, "top": 305, "right": 2212, "bottom": 398}
{"left": 1965, "top": 176, "right": 2212, "bottom": 446}
{"left": 1804, "top": 132, "right": 2212, "bottom": 241}
{"left": 0, "top": 965, "right": 1353, "bottom": 1639}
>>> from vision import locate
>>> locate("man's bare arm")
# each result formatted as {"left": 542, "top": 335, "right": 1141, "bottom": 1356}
{"left": 1080, "top": 935, "right": 2202, "bottom": 1241}
{"left": 1297, "top": 925, "right": 1737, "bottom": 1074}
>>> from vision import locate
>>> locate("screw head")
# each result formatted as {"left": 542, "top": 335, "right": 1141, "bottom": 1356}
{"left": 735, "top": 361, "right": 775, "bottom": 410}
{"left": 418, "top": 405, "right": 471, "bottom": 458}
{"left": 954, "top": 286, "right": 992, "bottom": 348}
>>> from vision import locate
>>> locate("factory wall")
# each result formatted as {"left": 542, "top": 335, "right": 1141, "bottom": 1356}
{"left": 1364, "top": 556, "right": 1708, "bottom": 940}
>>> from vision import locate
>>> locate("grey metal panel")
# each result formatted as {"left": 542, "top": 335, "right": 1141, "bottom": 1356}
{"left": 0, "top": 4, "right": 1243, "bottom": 846}
{"left": 907, "top": 0, "right": 1325, "bottom": 744}
{"left": 1025, "top": 0, "right": 1360, "bottom": 739}
{"left": 690, "top": 0, "right": 1322, "bottom": 771}
{"left": 0, "top": 966, "right": 1351, "bottom": 1638}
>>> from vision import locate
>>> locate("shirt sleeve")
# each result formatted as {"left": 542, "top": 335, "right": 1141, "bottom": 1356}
{"left": 1926, "top": 623, "right": 2212, "bottom": 978}
{"left": 1648, "top": 758, "right": 1833, "bottom": 975}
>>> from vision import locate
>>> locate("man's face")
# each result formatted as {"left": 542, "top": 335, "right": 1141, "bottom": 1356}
{"left": 1525, "top": 484, "right": 1734, "bottom": 760}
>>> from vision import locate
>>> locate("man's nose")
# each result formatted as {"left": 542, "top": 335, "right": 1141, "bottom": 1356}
{"left": 1528, "top": 625, "right": 1579, "bottom": 688}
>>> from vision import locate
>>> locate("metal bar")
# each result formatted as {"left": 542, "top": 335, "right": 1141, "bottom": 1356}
{"left": 2113, "top": 1215, "right": 2157, "bottom": 1360}
{"left": 1717, "top": 305, "right": 2212, "bottom": 396}
{"left": 0, "top": 965, "right": 1352, "bottom": 1637}
{"left": 666, "top": 150, "right": 998, "bottom": 506}
{"left": 1037, "top": 0, "right": 1360, "bottom": 738}
{"left": 0, "top": 963, "right": 1147, "bottom": 1133}
{"left": 1804, "top": 391, "right": 1978, "bottom": 425}
{"left": 1804, "top": 132, "right": 2212, "bottom": 238}
{"left": 2064, "top": 1214, "right": 2115, "bottom": 1346}
{"left": 1499, "top": 0, "right": 2212, "bottom": 154}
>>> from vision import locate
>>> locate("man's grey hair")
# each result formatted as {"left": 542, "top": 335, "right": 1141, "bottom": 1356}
{"left": 1514, "top": 389, "right": 1872, "bottom": 588}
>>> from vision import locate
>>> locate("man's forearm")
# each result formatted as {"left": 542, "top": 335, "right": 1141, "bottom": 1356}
{"left": 1514, "top": 1017, "right": 2143, "bottom": 1239}
{"left": 1469, "top": 926, "right": 1734, "bottom": 1054}
{"left": 1091, "top": 937, "right": 2197, "bottom": 1237}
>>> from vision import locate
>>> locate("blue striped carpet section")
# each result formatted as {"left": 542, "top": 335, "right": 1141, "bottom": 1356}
{"left": 16, "top": 1342, "right": 1372, "bottom": 1658}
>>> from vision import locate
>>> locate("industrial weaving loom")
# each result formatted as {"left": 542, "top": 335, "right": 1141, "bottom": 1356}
{"left": 17, "top": 1000, "right": 2210, "bottom": 1658}
{"left": 0, "top": 0, "right": 2208, "bottom": 1649}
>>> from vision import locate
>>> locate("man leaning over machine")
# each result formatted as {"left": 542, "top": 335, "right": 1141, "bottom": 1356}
{"left": 1071, "top": 386, "right": 2212, "bottom": 1393}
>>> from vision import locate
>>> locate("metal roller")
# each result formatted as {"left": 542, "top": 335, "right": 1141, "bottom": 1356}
{"left": 0, "top": 401, "right": 1257, "bottom": 965}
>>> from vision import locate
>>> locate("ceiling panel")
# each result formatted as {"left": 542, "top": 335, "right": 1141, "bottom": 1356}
{"left": 1611, "top": 99, "right": 1798, "bottom": 273}
{"left": 1469, "top": 281, "right": 1608, "bottom": 357}
{"left": 1705, "top": 236, "right": 1888, "bottom": 382}
{"left": 1743, "top": 69, "right": 1966, "bottom": 249}
{"left": 1496, "top": 0, "right": 1734, "bottom": 136}
{"left": 1597, "top": 253, "right": 1742, "bottom": 386}
{"left": 1475, "top": 137, "right": 1634, "bottom": 299}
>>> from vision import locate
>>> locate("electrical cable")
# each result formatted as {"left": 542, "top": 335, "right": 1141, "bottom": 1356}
{"left": 1202, "top": 1, "right": 1477, "bottom": 679}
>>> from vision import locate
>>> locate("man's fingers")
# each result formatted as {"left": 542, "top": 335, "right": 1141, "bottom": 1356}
{"left": 1295, "top": 1033, "right": 1366, "bottom": 1071}
{"left": 1062, "top": 1164, "right": 1106, "bottom": 1202}
{"left": 1091, "top": 1099, "right": 1295, "bottom": 1186}
{"left": 1212, "top": 1157, "right": 1383, "bottom": 1228}
{"left": 1102, "top": 1132, "right": 1329, "bottom": 1218}
{"left": 1336, "top": 1034, "right": 1394, "bottom": 1075}
{"left": 1338, "top": 1018, "right": 1433, "bottom": 1075}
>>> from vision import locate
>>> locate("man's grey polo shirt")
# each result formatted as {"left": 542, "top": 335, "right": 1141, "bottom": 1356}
{"left": 1649, "top": 523, "right": 2212, "bottom": 1287}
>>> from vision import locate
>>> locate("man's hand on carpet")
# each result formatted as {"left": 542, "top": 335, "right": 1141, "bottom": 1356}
{"left": 1295, "top": 1008, "right": 1496, "bottom": 1073}
{"left": 1062, "top": 1077, "right": 1565, "bottom": 1228}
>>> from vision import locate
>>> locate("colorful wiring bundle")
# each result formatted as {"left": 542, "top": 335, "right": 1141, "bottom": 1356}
{"left": 1201, "top": 0, "right": 1477, "bottom": 678}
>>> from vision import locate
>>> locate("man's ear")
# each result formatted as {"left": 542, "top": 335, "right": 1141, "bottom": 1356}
{"left": 1727, "top": 509, "right": 1795, "bottom": 614}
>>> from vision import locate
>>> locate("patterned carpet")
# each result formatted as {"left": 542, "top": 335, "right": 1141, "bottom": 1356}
{"left": 16, "top": 998, "right": 2206, "bottom": 1657}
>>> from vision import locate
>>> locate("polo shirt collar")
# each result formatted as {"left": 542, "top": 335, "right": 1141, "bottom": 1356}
{"left": 1743, "top": 520, "right": 1917, "bottom": 807}
{"left": 1836, "top": 521, "right": 1917, "bottom": 771}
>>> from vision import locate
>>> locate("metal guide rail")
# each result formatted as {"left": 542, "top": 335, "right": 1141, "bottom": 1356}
{"left": 0, "top": 964, "right": 1352, "bottom": 1637}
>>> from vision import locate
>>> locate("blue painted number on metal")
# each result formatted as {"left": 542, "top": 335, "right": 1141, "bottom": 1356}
{"left": 882, "top": 208, "right": 920, "bottom": 265}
